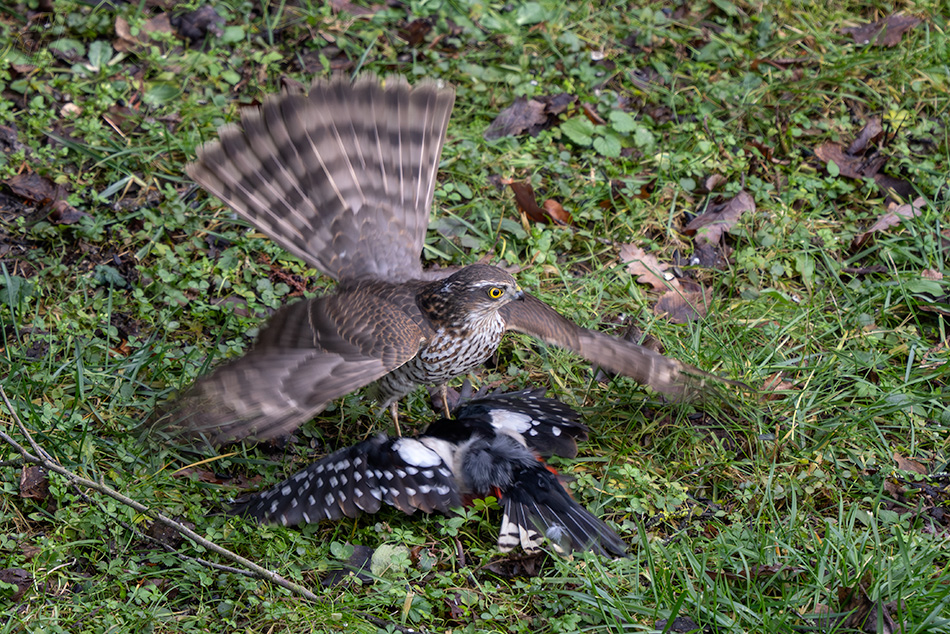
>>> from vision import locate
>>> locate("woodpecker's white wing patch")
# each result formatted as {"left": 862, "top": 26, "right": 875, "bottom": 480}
{"left": 392, "top": 438, "right": 444, "bottom": 467}
{"left": 488, "top": 410, "right": 534, "bottom": 434}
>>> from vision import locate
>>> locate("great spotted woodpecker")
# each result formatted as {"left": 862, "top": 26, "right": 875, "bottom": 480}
{"left": 231, "top": 389, "right": 627, "bottom": 557}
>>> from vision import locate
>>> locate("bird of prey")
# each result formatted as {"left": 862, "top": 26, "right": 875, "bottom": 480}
{"left": 230, "top": 389, "right": 627, "bottom": 557}
{"left": 173, "top": 74, "right": 711, "bottom": 444}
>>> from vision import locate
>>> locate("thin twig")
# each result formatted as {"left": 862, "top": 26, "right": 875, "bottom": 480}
{"left": 61, "top": 475, "right": 261, "bottom": 579}
{"left": 0, "top": 386, "right": 318, "bottom": 602}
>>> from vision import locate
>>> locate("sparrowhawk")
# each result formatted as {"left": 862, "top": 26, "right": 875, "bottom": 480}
{"left": 173, "top": 75, "right": 713, "bottom": 444}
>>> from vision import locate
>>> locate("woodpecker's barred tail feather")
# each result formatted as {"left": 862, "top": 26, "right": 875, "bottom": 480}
{"left": 497, "top": 462, "right": 628, "bottom": 557}
{"left": 170, "top": 74, "right": 721, "bottom": 445}
{"left": 231, "top": 390, "right": 626, "bottom": 556}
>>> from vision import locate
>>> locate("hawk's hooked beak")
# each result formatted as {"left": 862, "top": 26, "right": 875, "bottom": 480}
{"left": 514, "top": 287, "right": 525, "bottom": 301}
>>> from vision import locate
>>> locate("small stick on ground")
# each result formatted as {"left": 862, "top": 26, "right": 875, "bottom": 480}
{"left": 0, "top": 386, "right": 318, "bottom": 602}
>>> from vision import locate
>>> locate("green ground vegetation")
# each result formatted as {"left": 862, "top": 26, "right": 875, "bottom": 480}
{"left": 0, "top": 0, "right": 948, "bottom": 632}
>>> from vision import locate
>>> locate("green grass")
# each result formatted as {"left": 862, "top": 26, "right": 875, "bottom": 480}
{"left": 1, "top": 0, "right": 949, "bottom": 632}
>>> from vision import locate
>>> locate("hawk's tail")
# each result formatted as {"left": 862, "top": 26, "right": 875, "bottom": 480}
{"left": 187, "top": 75, "right": 456, "bottom": 283}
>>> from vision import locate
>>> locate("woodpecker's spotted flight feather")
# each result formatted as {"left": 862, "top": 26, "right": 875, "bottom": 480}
{"left": 230, "top": 390, "right": 627, "bottom": 557}
{"left": 162, "top": 74, "right": 720, "bottom": 444}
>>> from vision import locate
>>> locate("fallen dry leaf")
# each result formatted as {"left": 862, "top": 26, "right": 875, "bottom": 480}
{"left": 851, "top": 196, "right": 926, "bottom": 250}
{"left": 847, "top": 117, "right": 884, "bottom": 155}
{"left": 0, "top": 568, "right": 32, "bottom": 602}
{"left": 484, "top": 93, "right": 575, "bottom": 140}
{"left": 541, "top": 199, "right": 572, "bottom": 226}
{"left": 921, "top": 269, "right": 943, "bottom": 281}
{"left": 703, "top": 173, "right": 726, "bottom": 192}
{"left": 762, "top": 372, "right": 796, "bottom": 399}
{"left": 506, "top": 180, "right": 570, "bottom": 226}
{"left": 836, "top": 583, "right": 903, "bottom": 633}
{"left": 842, "top": 14, "right": 922, "bottom": 48}
{"left": 114, "top": 14, "right": 175, "bottom": 52}
{"left": 7, "top": 172, "right": 58, "bottom": 203}
{"left": 815, "top": 118, "right": 914, "bottom": 204}
{"left": 328, "top": 0, "right": 384, "bottom": 15}
{"left": 400, "top": 18, "right": 433, "bottom": 48}
{"left": 814, "top": 142, "right": 886, "bottom": 179}
{"left": 654, "top": 283, "right": 712, "bottom": 324}
{"left": 580, "top": 102, "right": 606, "bottom": 125}
{"left": 19, "top": 466, "right": 49, "bottom": 501}
{"left": 508, "top": 180, "right": 546, "bottom": 224}
{"left": 485, "top": 99, "right": 545, "bottom": 140}
{"left": 683, "top": 190, "right": 755, "bottom": 245}
{"left": 620, "top": 244, "right": 678, "bottom": 291}
{"left": 893, "top": 452, "right": 928, "bottom": 476}
{"left": 171, "top": 6, "right": 225, "bottom": 43}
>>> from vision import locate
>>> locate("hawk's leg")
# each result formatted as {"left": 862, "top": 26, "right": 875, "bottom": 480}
{"left": 438, "top": 384, "right": 451, "bottom": 418}
{"left": 390, "top": 401, "right": 402, "bottom": 437}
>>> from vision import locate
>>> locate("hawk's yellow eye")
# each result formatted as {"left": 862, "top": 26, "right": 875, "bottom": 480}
{"left": 488, "top": 286, "right": 504, "bottom": 299}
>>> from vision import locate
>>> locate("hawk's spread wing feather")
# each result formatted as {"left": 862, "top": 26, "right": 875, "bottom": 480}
{"left": 165, "top": 288, "right": 429, "bottom": 443}
{"left": 187, "top": 75, "right": 455, "bottom": 283}
{"left": 501, "top": 292, "right": 712, "bottom": 398}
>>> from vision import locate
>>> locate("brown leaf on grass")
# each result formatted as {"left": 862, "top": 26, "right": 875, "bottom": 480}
{"left": 171, "top": 6, "right": 225, "bottom": 43}
{"left": 114, "top": 14, "right": 174, "bottom": 52}
{"left": 835, "top": 583, "right": 903, "bottom": 633}
{"left": 848, "top": 117, "right": 884, "bottom": 155}
{"left": 484, "top": 94, "right": 576, "bottom": 140}
{"left": 20, "top": 543, "right": 41, "bottom": 562}
{"left": 506, "top": 180, "right": 570, "bottom": 226}
{"left": 683, "top": 190, "right": 755, "bottom": 245}
{"left": 620, "top": 244, "right": 678, "bottom": 291}
{"left": 851, "top": 197, "right": 926, "bottom": 250}
{"left": 893, "top": 452, "right": 927, "bottom": 475}
{"left": 921, "top": 269, "right": 943, "bottom": 281}
{"left": 0, "top": 568, "right": 32, "bottom": 602}
{"left": 508, "top": 181, "right": 546, "bottom": 224}
{"left": 400, "top": 18, "right": 433, "bottom": 47}
{"left": 580, "top": 102, "right": 606, "bottom": 125}
{"left": 762, "top": 372, "right": 796, "bottom": 399}
{"left": 48, "top": 199, "right": 88, "bottom": 224}
{"left": 814, "top": 142, "right": 887, "bottom": 179}
{"left": 708, "top": 563, "right": 805, "bottom": 582}
{"left": 173, "top": 467, "right": 261, "bottom": 489}
{"left": 7, "top": 172, "right": 58, "bottom": 203}
{"left": 703, "top": 174, "right": 726, "bottom": 192}
{"left": 5, "top": 172, "right": 88, "bottom": 225}
{"left": 541, "top": 199, "right": 572, "bottom": 225}
{"left": 328, "top": 0, "right": 384, "bottom": 15}
{"left": 815, "top": 118, "right": 915, "bottom": 203}
{"left": 654, "top": 282, "right": 712, "bottom": 324}
{"left": 486, "top": 99, "right": 546, "bottom": 140}
{"left": 842, "top": 14, "right": 922, "bottom": 48}
{"left": 19, "top": 466, "right": 49, "bottom": 501}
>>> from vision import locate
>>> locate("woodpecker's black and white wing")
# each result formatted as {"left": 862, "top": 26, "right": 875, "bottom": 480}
{"left": 452, "top": 388, "right": 589, "bottom": 459}
{"left": 498, "top": 462, "right": 627, "bottom": 558}
{"left": 231, "top": 434, "right": 460, "bottom": 525}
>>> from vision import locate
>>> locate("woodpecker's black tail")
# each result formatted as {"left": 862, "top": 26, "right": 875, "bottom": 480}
{"left": 496, "top": 462, "right": 627, "bottom": 558}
